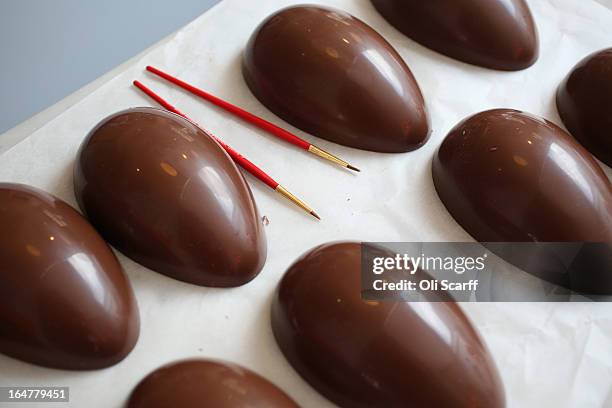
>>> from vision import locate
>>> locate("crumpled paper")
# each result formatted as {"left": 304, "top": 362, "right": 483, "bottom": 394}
{"left": 0, "top": 0, "right": 611, "bottom": 406}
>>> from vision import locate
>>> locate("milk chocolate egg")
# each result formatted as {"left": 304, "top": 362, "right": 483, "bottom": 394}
{"left": 0, "top": 183, "right": 138, "bottom": 370}
{"left": 371, "top": 0, "right": 538, "bottom": 71}
{"left": 243, "top": 5, "right": 430, "bottom": 153}
{"left": 272, "top": 242, "right": 505, "bottom": 407}
{"left": 557, "top": 48, "right": 612, "bottom": 167}
{"left": 433, "top": 109, "right": 612, "bottom": 293}
{"left": 74, "top": 107, "right": 266, "bottom": 287}
{"left": 128, "top": 359, "right": 299, "bottom": 408}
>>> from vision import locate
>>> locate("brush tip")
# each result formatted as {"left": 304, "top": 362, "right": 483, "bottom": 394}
{"left": 310, "top": 211, "right": 321, "bottom": 220}
{"left": 347, "top": 164, "right": 361, "bottom": 172}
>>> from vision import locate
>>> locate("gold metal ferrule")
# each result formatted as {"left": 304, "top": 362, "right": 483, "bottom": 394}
{"left": 308, "top": 145, "right": 360, "bottom": 172}
{"left": 275, "top": 185, "right": 320, "bottom": 220}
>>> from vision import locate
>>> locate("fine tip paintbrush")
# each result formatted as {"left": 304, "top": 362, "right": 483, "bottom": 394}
{"left": 145, "top": 65, "right": 360, "bottom": 172}
{"left": 133, "top": 80, "right": 320, "bottom": 220}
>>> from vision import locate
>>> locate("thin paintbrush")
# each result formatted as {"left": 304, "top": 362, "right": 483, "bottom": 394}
{"left": 133, "top": 80, "right": 320, "bottom": 220}
{"left": 146, "top": 65, "right": 360, "bottom": 172}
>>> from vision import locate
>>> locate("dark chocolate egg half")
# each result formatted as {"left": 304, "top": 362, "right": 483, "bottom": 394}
{"left": 272, "top": 242, "right": 505, "bottom": 408}
{"left": 433, "top": 109, "right": 612, "bottom": 293}
{"left": 74, "top": 107, "right": 266, "bottom": 287}
{"left": 243, "top": 5, "right": 430, "bottom": 153}
{"left": 371, "top": 0, "right": 539, "bottom": 71}
{"left": 128, "top": 359, "right": 299, "bottom": 408}
{"left": 0, "top": 183, "right": 139, "bottom": 370}
{"left": 557, "top": 48, "right": 612, "bottom": 168}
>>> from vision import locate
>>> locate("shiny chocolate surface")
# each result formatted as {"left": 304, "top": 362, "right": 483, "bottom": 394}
{"left": 0, "top": 183, "right": 139, "bottom": 370}
{"left": 243, "top": 5, "right": 430, "bottom": 153}
{"left": 371, "top": 0, "right": 539, "bottom": 71}
{"left": 557, "top": 48, "right": 612, "bottom": 167}
{"left": 433, "top": 109, "right": 612, "bottom": 293}
{"left": 433, "top": 109, "right": 612, "bottom": 242}
{"left": 272, "top": 242, "right": 505, "bottom": 408}
{"left": 128, "top": 359, "right": 300, "bottom": 408}
{"left": 74, "top": 107, "right": 266, "bottom": 287}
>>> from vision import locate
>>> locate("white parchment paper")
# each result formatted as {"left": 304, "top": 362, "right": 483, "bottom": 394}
{"left": 1, "top": 0, "right": 611, "bottom": 407}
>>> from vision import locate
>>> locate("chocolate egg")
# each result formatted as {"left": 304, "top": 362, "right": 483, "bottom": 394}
{"left": 557, "top": 48, "right": 612, "bottom": 167}
{"left": 371, "top": 0, "right": 539, "bottom": 71}
{"left": 0, "top": 183, "right": 138, "bottom": 370}
{"left": 128, "top": 359, "right": 299, "bottom": 408}
{"left": 433, "top": 109, "right": 612, "bottom": 241}
{"left": 74, "top": 107, "right": 266, "bottom": 287}
{"left": 272, "top": 242, "right": 505, "bottom": 407}
{"left": 433, "top": 109, "right": 612, "bottom": 293}
{"left": 243, "top": 5, "right": 430, "bottom": 153}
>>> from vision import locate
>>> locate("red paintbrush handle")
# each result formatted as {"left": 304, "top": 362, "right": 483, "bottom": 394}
{"left": 133, "top": 80, "right": 279, "bottom": 190}
{"left": 219, "top": 143, "right": 278, "bottom": 189}
{"left": 146, "top": 65, "right": 312, "bottom": 151}
{"left": 134, "top": 80, "right": 186, "bottom": 117}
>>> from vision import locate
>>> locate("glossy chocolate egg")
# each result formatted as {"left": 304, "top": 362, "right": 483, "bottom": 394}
{"left": 243, "top": 5, "right": 430, "bottom": 153}
{"left": 128, "top": 359, "right": 299, "bottom": 408}
{"left": 0, "top": 183, "right": 138, "bottom": 370}
{"left": 272, "top": 242, "right": 505, "bottom": 408}
{"left": 433, "top": 109, "right": 612, "bottom": 293}
{"left": 371, "top": 0, "right": 539, "bottom": 71}
{"left": 433, "top": 109, "right": 612, "bottom": 241}
{"left": 74, "top": 107, "right": 266, "bottom": 287}
{"left": 557, "top": 48, "right": 612, "bottom": 167}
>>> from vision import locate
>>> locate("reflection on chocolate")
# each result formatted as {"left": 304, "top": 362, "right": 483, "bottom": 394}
{"left": 0, "top": 183, "right": 138, "bottom": 370}
{"left": 243, "top": 5, "right": 430, "bottom": 153}
{"left": 433, "top": 109, "right": 612, "bottom": 293}
{"left": 371, "top": 0, "right": 539, "bottom": 71}
{"left": 557, "top": 48, "right": 612, "bottom": 168}
{"left": 272, "top": 242, "right": 505, "bottom": 407}
{"left": 74, "top": 107, "right": 266, "bottom": 287}
{"left": 128, "top": 359, "right": 299, "bottom": 408}
{"left": 433, "top": 109, "right": 612, "bottom": 241}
